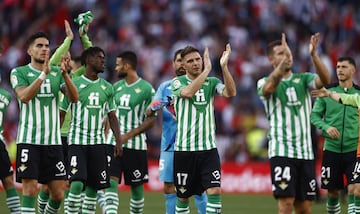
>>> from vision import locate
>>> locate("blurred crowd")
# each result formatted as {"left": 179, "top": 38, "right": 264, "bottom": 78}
{"left": 1, "top": 0, "right": 360, "bottom": 163}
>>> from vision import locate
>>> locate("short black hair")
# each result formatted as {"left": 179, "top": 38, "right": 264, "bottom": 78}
{"left": 338, "top": 56, "right": 356, "bottom": 69}
{"left": 180, "top": 46, "right": 199, "bottom": 59}
{"left": 266, "top": 40, "right": 282, "bottom": 57}
{"left": 117, "top": 51, "right": 137, "bottom": 69}
{"left": 81, "top": 47, "right": 105, "bottom": 65}
{"left": 173, "top": 49, "right": 183, "bottom": 61}
{"left": 27, "top": 32, "right": 49, "bottom": 47}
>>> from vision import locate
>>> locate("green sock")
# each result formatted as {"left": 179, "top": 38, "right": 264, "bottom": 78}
{"left": 354, "top": 195, "right": 360, "bottom": 213}
{"left": 68, "top": 181, "right": 84, "bottom": 214}
{"left": 207, "top": 194, "right": 221, "bottom": 214}
{"left": 37, "top": 188, "right": 49, "bottom": 214}
{"left": 82, "top": 186, "right": 97, "bottom": 213}
{"left": 105, "top": 179, "right": 119, "bottom": 214}
{"left": 64, "top": 190, "right": 69, "bottom": 214}
{"left": 97, "top": 190, "right": 105, "bottom": 209}
{"left": 130, "top": 185, "right": 144, "bottom": 214}
{"left": 327, "top": 195, "right": 340, "bottom": 213}
{"left": 348, "top": 194, "right": 355, "bottom": 214}
{"left": 5, "top": 188, "right": 20, "bottom": 213}
{"left": 176, "top": 199, "right": 189, "bottom": 214}
{"left": 21, "top": 195, "right": 36, "bottom": 213}
{"left": 44, "top": 199, "right": 61, "bottom": 214}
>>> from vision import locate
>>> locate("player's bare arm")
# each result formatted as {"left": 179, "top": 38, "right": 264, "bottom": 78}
{"left": 121, "top": 116, "right": 156, "bottom": 143}
{"left": 310, "top": 33, "right": 331, "bottom": 88}
{"left": 60, "top": 55, "right": 79, "bottom": 102}
{"left": 108, "top": 111, "right": 123, "bottom": 157}
{"left": 220, "top": 43, "right": 236, "bottom": 97}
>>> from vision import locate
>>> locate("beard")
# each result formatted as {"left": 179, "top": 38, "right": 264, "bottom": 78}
{"left": 175, "top": 68, "right": 186, "bottom": 76}
{"left": 117, "top": 72, "right": 127, "bottom": 78}
{"left": 34, "top": 58, "right": 45, "bottom": 64}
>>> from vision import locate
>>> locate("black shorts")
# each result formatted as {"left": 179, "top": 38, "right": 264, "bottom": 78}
{"left": 270, "top": 157, "right": 316, "bottom": 201}
{"left": 321, "top": 150, "right": 356, "bottom": 190}
{"left": 16, "top": 144, "right": 67, "bottom": 184}
{"left": 68, "top": 144, "right": 109, "bottom": 190}
{"left": 173, "top": 149, "right": 221, "bottom": 198}
{"left": 0, "top": 140, "right": 13, "bottom": 179}
{"left": 61, "top": 136, "right": 69, "bottom": 176}
{"left": 109, "top": 148, "right": 148, "bottom": 186}
{"left": 104, "top": 144, "right": 114, "bottom": 168}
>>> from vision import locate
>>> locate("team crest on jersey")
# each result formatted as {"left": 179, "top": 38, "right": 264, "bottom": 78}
{"left": 279, "top": 181, "right": 288, "bottom": 190}
{"left": 27, "top": 72, "right": 35, "bottom": 77}
{"left": 173, "top": 79, "right": 181, "bottom": 89}
{"left": 178, "top": 186, "right": 187, "bottom": 193}
{"left": 18, "top": 164, "right": 27, "bottom": 172}
{"left": 11, "top": 75, "right": 18, "bottom": 86}
{"left": 50, "top": 71, "right": 57, "bottom": 76}
{"left": 117, "top": 87, "right": 122, "bottom": 91}
{"left": 322, "top": 178, "right": 329, "bottom": 185}
{"left": 134, "top": 87, "right": 141, "bottom": 93}
{"left": 71, "top": 167, "right": 78, "bottom": 175}
{"left": 101, "top": 84, "right": 106, "bottom": 90}
{"left": 292, "top": 78, "right": 300, "bottom": 83}
{"left": 79, "top": 84, "right": 86, "bottom": 89}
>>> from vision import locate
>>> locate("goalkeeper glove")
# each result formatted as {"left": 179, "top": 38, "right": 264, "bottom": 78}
{"left": 74, "top": 11, "right": 94, "bottom": 34}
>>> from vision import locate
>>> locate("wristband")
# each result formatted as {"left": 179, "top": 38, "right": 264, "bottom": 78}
{"left": 38, "top": 72, "right": 47, "bottom": 80}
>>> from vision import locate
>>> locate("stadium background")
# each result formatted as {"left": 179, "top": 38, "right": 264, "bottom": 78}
{"left": 0, "top": 0, "right": 359, "bottom": 198}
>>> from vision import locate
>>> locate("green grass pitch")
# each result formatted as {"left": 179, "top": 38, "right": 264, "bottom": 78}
{"left": 0, "top": 191, "right": 340, "bottom": 213}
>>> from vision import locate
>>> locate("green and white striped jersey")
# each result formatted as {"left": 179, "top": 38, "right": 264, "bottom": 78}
{"left": 257, "top": 72, "right": 317, "bottom": 160}
{"left": 106, "top": 78, "right": 154, "bottom": 150}
{"left": 10, "top": 64, "right": 64, "bottom": 145}
{"left": 60, "top": 75, "right": 115, "bottom": 145}
{"left": 171, "top": 75, "right": 225, "bottom": 152}
{"left": 0, "top": 88, "right": 11, "bottom": 143}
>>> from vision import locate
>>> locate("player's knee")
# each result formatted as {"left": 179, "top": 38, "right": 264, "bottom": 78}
{"left": 1, "top": 175, "right": 15, "bottom": 190}
{"left": 327, "top": 189, "right": 340, "bottom": 198}
{"left": 51, "top": 192, "right": 64, "bottom": 201}
{"left": 348, "top": 184, "right": 355, "bottom": 195}
{"left": 354, "top": 186, "right": 360, "bottom": 197}
{"left": 206, "top": 187, "right": 221, "bottom": 195}
{"left": 294, "top": 200, "right": 311, "bottom": 214}
{"left": 22, "top": 180, "right": 39, "bottom": 196}
{"left": 49, "top": 188, "right": 65, "bottom": 201}
{"left": 278, "top": 197, "right": 294, "bottom": 213}
{"left": 163, "top": 183, "right": 175, "bottom": 194}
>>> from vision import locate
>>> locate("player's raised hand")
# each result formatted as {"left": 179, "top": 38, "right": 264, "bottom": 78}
{"left": 203, "top": 47, "right": 212, "bottom": 73}
{"left": 220, "top": 43, "right": 231, "bottom": 68}
{"left": 273, "top": 33, "right": 292, "bottom": 71}
{"left": 281, "top": 33, "right": 291, "bottom": 62}
{"left": 64, "top": 20, "right": 74, "bottom": 40}
{"left": 309, "top": 32, "right": 320, "bottom": 57}
{"left": 43, "top": 51, "right": 50, "bottom": 75}
{"left": 60, "top": 55, "right": 71, "bottom": 74}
